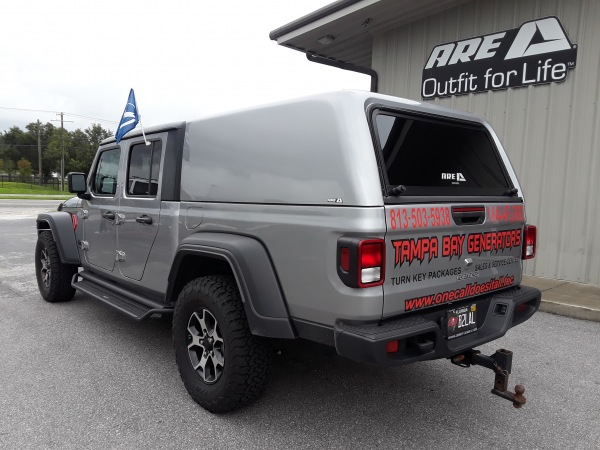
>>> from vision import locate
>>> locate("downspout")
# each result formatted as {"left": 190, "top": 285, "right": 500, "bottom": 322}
{"left": 307, "top": 53, "right": 378, "bottom": 93}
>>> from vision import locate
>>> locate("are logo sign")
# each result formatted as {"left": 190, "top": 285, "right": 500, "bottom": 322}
{"left": 421, "top": 16, "right": 577, "bottom": 99}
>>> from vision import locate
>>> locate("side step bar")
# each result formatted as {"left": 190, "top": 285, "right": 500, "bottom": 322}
{"left": 72, "top": 271, "right": 173, "bottom": 321}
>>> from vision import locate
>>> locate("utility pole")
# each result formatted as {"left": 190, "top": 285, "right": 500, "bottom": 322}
{"left": 37, "top": 120, "right": 42, "bottom": 186}
{"left": 52, "top": 113, "right": 73, "bottom": 191}
{"left": 60, "top": 113, "right": 64, "bottom": 191}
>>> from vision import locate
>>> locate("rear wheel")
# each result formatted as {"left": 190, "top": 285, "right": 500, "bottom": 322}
{"left": 173, "top": 275, "right": 271, "bottom": 413}
{"left": 35, "top": 231, "right": 78, "bottom": 303}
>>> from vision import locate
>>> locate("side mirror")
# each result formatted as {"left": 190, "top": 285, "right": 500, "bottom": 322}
{"left": 68, "top": 172, "right": 88, "bottom": 197}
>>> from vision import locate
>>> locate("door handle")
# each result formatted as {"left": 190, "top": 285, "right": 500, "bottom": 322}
{"left": 135, "top": 215, "right": 153, "bottom": 225}
{"left": 102, "top": 211, "right": 116, "bottom": 220}
{"left": 451, "top": 206, "right": 485, "bottom": 225}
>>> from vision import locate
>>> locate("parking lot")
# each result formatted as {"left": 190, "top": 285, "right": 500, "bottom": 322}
{"left": 1, "top": 200, "right": 599, "bottom": 449}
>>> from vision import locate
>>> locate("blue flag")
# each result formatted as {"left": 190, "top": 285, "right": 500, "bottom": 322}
{"left": 115, "top": 89, "right": 139, "bottom": 143}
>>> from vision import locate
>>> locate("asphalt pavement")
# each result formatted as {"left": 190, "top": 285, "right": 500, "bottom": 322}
{"left": 1, "top": 200, "right": 599, "bottom": 449}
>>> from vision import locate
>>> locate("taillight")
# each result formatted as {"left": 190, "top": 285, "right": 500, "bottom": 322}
{"left": 71, "top": 213, "right": 78, "bottom": 231}
{"left": 515, "top": 303, "right": 528, "bottom": 314}
{"left": 337, "top": 238, "right": 385, "bottom": 288}
{"left": 358, "top": 240, "right": 385, "bottom": 287}
{"left": 522, "top": 225, "right": 536, "bottom": 259}
{"left": 386, "top": 340, "right": 399, "bottom": 353}
{"left": 340, "top": 247, "right": 350, "bottom": 272}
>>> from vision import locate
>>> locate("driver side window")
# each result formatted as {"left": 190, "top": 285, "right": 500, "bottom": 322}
{"left": 92, "top": 148, "right": 121, "bottom": 195}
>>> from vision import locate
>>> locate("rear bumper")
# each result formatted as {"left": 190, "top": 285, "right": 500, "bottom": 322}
{"left": 334, "top": 285, "right": 540, "bottom": 365}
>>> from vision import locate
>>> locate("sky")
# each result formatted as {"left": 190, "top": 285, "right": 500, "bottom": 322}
{"left": 0, "top": 0, "right": 370, "bottom": 134}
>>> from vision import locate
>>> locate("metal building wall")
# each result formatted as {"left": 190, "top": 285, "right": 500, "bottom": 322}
{"left": 372, "top": 0, "right": 600, "bottom": 286}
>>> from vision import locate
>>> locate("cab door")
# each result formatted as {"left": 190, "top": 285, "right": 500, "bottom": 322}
{"left": 83, "top": 146, "right": 121, "bottom": 272}
{"left": 116, "top": 138, "right": 163, "bottom": 281}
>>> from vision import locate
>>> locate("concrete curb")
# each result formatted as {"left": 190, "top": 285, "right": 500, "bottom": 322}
{"left": 540, "top": 299, "right": 600, "bottom": 322}
{"left": 524, "top": 275, "right": 600, "bottom": 323}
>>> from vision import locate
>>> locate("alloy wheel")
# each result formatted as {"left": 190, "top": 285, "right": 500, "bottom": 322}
{"left": 186, "top": 309, "right": 225, "bottom": 383}
{"left": 40, "top": 248, "right": 51, "bottom": 289}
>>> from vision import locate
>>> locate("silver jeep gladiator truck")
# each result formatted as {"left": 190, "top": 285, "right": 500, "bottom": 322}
{"left": 35, "top": 91, "right": 540, "bottom": 413}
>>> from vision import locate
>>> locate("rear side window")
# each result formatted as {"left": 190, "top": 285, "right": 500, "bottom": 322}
{"left": 374, "top": 111, "right": 511, "bottom": 196}
{"left": 127, "top": 141, "right": 162, "bottom": 197}
{"left": 92, "top": 148, "right": 121, "bottom": 196}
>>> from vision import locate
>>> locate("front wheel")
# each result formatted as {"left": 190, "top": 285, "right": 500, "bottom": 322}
{"left": 35, "top": 231, "right": 78, "bottom": 303}
{"left": 173, "top": 275, "right": 271, "bottom": 413}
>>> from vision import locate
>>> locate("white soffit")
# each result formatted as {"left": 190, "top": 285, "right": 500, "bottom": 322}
{"left": 271, "top": 0, "right": 469, "bottom": 68}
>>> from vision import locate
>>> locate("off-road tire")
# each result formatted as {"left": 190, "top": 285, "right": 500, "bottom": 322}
{"left": 35, "top": 231, "right": 78, "bottom": 303}
{"left": 173, "top": 275, "right": 271, "bottom": 413}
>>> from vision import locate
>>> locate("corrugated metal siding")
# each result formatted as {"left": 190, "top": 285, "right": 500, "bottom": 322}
{"left": 372, "top": 0, "right": 600, "bottom": 285}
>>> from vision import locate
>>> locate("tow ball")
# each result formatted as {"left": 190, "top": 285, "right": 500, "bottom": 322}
{"left": 451, "top": 348, "right": 527, "bottom": 408}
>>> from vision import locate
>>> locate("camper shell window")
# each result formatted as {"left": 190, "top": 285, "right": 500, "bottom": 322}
{"left": 372, "top": 110, "right": 512, "bottom": 198}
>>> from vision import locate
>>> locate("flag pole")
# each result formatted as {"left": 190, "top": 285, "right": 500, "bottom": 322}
{"left": 138, "top": 114, "right": 150, "bottom": 146}
{"left": 134, "top": 94, "right": 150, "bottom": 146}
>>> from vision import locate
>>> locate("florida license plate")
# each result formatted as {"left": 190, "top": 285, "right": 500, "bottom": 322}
{"left": 447, "top": 304, "right": 477, "bottom": 339}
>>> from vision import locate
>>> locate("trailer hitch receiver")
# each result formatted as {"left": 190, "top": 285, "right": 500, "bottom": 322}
{"left": 451, "top": 348, "right": 526, "bottom": 408}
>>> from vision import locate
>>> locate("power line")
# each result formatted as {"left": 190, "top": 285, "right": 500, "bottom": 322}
{"left": 0, "top": 106, "right": 118, "bottom": 124}
{"left": 64, "top": 113, "right": 118, "bottom": 124}
{"left": 0, "top": 106, "right": 57, "bottom": 114}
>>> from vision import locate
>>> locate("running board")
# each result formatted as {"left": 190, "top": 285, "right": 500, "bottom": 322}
{"left": 72, "top": 273, "right": 173, "bottom": 321}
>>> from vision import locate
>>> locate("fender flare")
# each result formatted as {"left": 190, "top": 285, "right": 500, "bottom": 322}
{"left": 167, "top": 233, "right": 296, "bottom": 339}
{"left": 36, "top": 212, "right": 80, "bottom": 265}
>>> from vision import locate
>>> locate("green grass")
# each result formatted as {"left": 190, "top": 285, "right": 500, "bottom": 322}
{"left": 0, "top": 181, "right": 66, "bottom": 195}
{"left": 0, "top": 196, "right": 69, "bottom": 200}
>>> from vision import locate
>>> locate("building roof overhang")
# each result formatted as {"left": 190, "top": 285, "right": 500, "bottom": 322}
{"left": 270, "top": 0, "right": 468, "bottom": 68}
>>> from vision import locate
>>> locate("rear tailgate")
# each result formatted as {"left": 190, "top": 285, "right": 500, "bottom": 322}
{"left": 383, "top": 203, "right": 524, "bottom": 317}
{"left": 369, "top": 106, "right": 526, "bottom": 318}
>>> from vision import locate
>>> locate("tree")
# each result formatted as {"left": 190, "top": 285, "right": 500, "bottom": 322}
{"left": 45, "top": 127, "right": 72, "bottom": 176}
{"left": 0, "top": 127, "right": 28, "bottom": 165}
{"left": 67, "top": 124, "right": 113, "bottom": 174}
{"left": 4, "top": 159, "right": 16, "bottom": 181}
{"left": 25, "top": 122, "right": 54, "bottom": 175}
{"left": 1, "top": 124, "right": 55, "bottom": 176}
{"left": 68, "top": 129, "right": 93, "bottom": 173}
{"left": 17, "top": 158, "right": 33, "bottom": 180}
{"left": 86, "top": 123, "right": 113, "bottom": 148}
{"left": 0, "top": 159, "right": 4, "bottom": 175}
{"left": 75, "top": 123, "right": 113, "bottom": 174}
{"left": 2, "top": 121, "right": 113, "bottom": 177}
